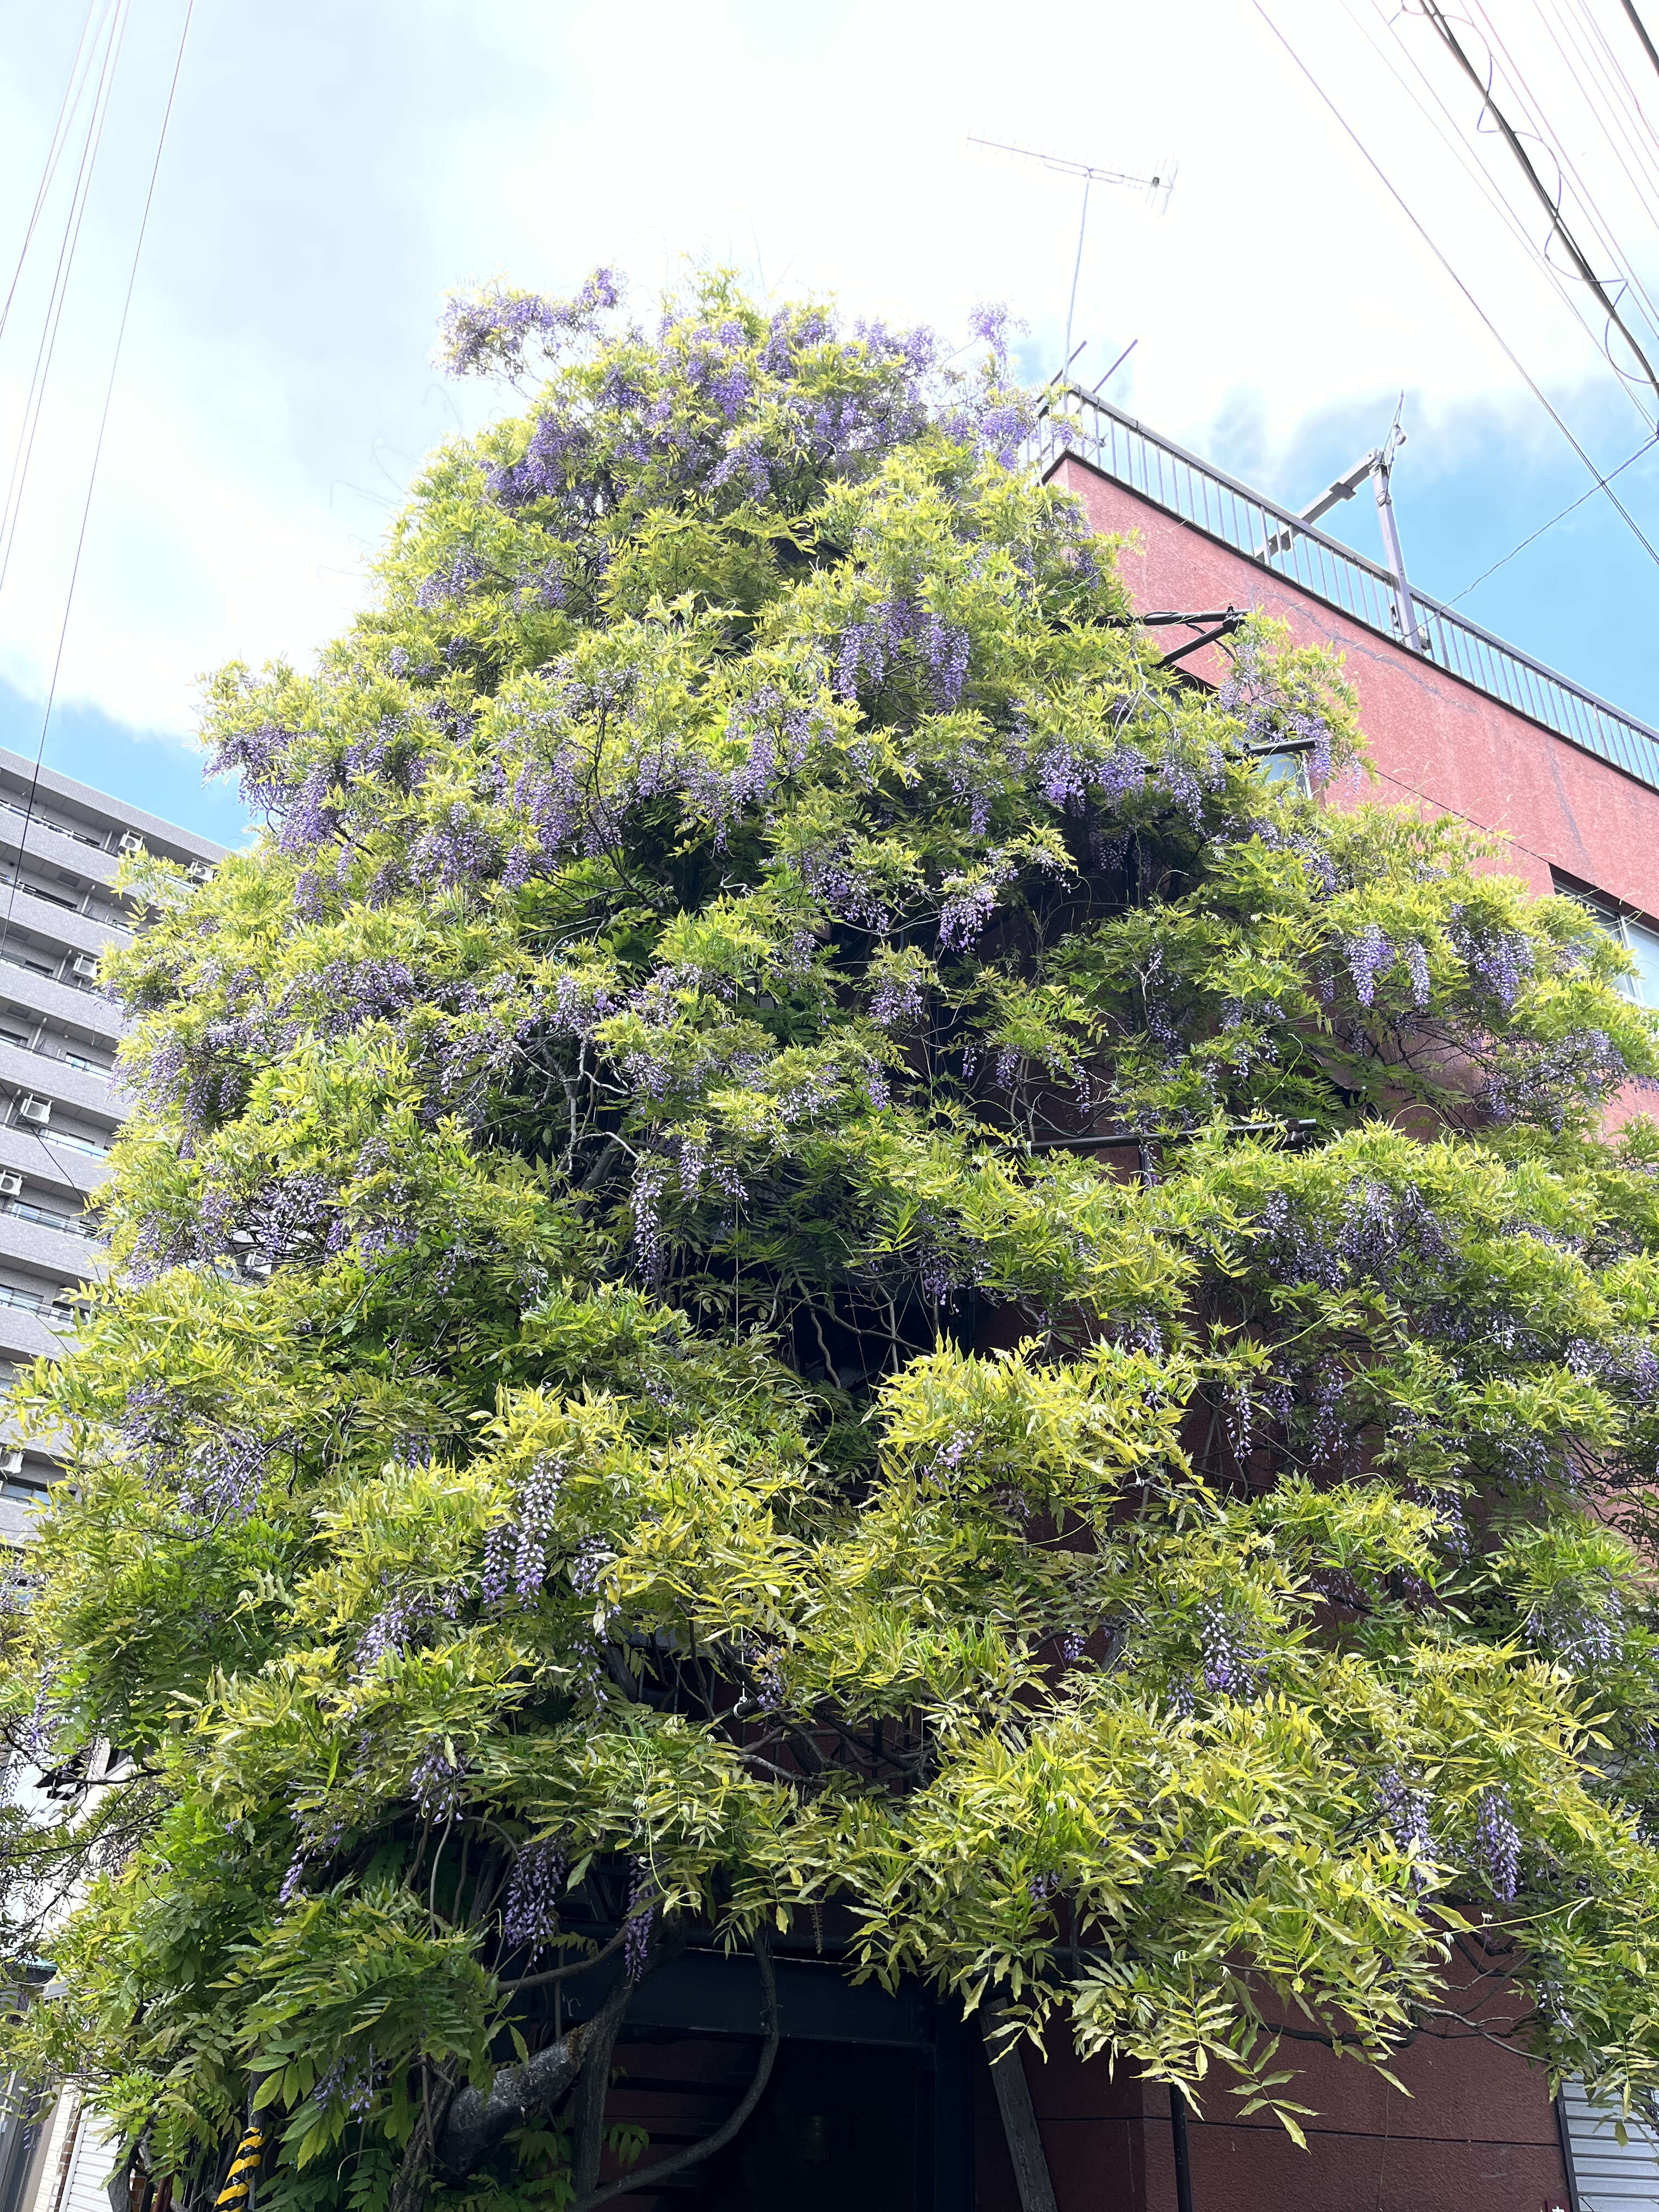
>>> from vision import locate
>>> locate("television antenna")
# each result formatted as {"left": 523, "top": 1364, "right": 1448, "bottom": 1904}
{"left": 968, "top": 135, "right": 1176, "bottom": 373}
{"left": 1261, "top": 397, "right": 1426, "bottom": 652}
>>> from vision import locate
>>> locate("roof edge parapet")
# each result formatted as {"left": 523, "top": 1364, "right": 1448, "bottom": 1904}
{"left": 1032, "top": 387, "right": 1659, "bottom": 795}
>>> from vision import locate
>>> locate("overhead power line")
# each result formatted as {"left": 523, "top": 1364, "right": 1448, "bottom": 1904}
{"left": 0, "top": 1, "right": 113, "bottom": 349}
{"left": 1447, "top": 435, "right": 1657, "bottom": 603}
{"left": 1249, "top": 0, "right": 1659, "bottom": 575}
{"left": 1463, "top": 0, "right": 1659, "bottom": 351}
{"left": 0, "top": 3, "right": 131, "bottom": 610}
{"left": 1343, "top": 0, "right": 1649, "bottom": 425}
{"left": 1621, "top": 0, "right": 1659, "bottom": 83}
{"left": 1416, "top": 0, "right": 1659, "bottom": 417}
{"left": 0, "top": 0, "right": 196, "bottom": 980}
{"left": 1530, "top": 0, "right": 1659, "bottom": 250}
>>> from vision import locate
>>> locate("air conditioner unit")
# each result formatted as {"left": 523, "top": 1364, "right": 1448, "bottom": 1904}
{"left": 117, "top": 833, "right": 145, "bottom": 857}
{"left": 69, "top": 953, "right": 99, "bottom": 980}
{"left": 243, "top": 1255, "right": 273, "bottom": 1279}
{"left": 0, "top": 1173, "right": 22, "bottom": 1199}
{"left": 187, "top": 861, "right": 212, "bottom": 883}
{"left": 0, "top": 1450, "right": 22, "bottom": 1476}
{"left": 16, "top": 1096, "right": 50, "bottom": 1126}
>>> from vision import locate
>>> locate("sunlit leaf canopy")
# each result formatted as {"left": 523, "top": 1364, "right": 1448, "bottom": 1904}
{"left": 6, "top": 267, "right": 1659, "bottom": 2208}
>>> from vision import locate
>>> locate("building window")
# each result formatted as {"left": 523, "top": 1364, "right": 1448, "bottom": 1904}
{"left": 1257, "top": 748, "right": 1310, "bottom": 795}
{"left": 1553, "top": 872, "right": 1659, "bottom": 1007}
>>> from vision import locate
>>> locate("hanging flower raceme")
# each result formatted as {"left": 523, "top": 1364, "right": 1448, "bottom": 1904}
{"left": 12, "top": 264, "right": 1659, "bottom": 2212}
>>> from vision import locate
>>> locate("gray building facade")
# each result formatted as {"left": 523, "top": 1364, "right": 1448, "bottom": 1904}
{"left": 0, "top": 744, "right": 225, "bottom": 1540}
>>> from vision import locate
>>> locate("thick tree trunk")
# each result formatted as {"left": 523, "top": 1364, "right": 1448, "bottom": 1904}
{"left": 982, "top": 2004, "right": 1059, "bottom": 2212}
{"left": 569, "top": 1932, "right": 777, "bottom": 2212}
{"left": 435, "top": 1968, "right": 636, "bottom": 2183}
{"left": 567, "top": 1991, "right": 628, "bottom": 2198}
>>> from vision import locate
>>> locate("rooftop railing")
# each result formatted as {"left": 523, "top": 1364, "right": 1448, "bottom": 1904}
{"left": 1032, "top": 388, "right": 1659, "bottom": 796}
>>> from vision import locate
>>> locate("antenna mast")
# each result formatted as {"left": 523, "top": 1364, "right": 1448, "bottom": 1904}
{"left": 968, "top": 136, "right": 1175, "bottom": 372}
{"left": 1263, "top": 399, "right": 1426, "bottom": 652}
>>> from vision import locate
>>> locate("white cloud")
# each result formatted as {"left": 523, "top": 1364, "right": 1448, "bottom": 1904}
{"left": 0, "top": 0, "right": 1652, "bottom": 743}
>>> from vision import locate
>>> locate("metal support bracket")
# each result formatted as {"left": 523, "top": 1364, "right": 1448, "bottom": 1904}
{"left": 1159, "top": 608, "right": 1245, "bottom": 667}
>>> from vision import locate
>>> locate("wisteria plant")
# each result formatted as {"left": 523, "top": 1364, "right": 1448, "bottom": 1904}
{"left": 5, "top": 267, "right": 1659, "bottom": 2212}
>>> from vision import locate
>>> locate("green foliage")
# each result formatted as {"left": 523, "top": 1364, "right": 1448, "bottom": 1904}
{"left": 4, "top": 267, "right": 1659, "bottom": 2207}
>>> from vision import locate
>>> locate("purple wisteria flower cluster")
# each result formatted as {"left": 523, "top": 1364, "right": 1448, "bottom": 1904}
{"left": 501, "top": 1836, "right": 568, "bottom": 1957}
{"left": 1378, "top": 1767, "right": 1434, "bottom": 1858}
{"left": 623, "top": 1859, "right": 656, "bottom": 1981}
{"left": 481, "top": 1454, "right": 570, "bottom": 1607}
{"left": 213, "top": 718, "right": 302, "bottom": 821}
{"left": 355, "top": 1579, "right": 461, "bottom": 1673}
{"left": 868, "top": 965, "right": 927, "bottom": 1030}
{"left": 411, "top": 1739, "right": 468, "bottom": 1823}
{"left": 1449, "top": 907, "right": 1533, "bottom": 1012}
{"left": 1251, "top": 1178, "right": 1452, "bottom": 1296}
{"left": 455, "top": 288, "right": 1017, "bottom": 530}
{"left": 1474, "top": 1784, "right": 1521, "bottom": 1901}
{"left": 312, "top": 2049, "right": 385, "bottom": 2120}
{"left": 408, "top": 805, "right": 503, "bottom": 898}
{"left": 118, "top": 1382, "right": 287, "bottom": 1526}
{"left": 1198, "top": 1601, "right": 1261, "bottom": 1697}
{"left": 1482, "top": 1027, "right": 1629, "bottom": 1127}
{"left": 1341, "top": 924, "right": 1434, "bottom": 1011}
{"left": 1217, "top": 639, "right": 1336, "bottom": 786}
{"left": 938, "top": 854, "right": 1015, "bottom": 953}
{"left": 439, "top": 270, "right": 620, "bottom": 378}
{"left": 415, "top": 551, "right": 490, "bottom": 611}
{"left": 835, "top": 596, "right": 972, "bottom": 713}
{"left": 1525, "top": 1585, "right": 1623, "bottom": 1669}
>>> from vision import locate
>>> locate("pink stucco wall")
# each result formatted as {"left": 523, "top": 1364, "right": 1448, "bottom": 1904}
{"left": 1053, "top": 454, "right": 1659, "bottom": 920}
{"left": 1011, "top": 454, "right": 1604, "bottom": 2212}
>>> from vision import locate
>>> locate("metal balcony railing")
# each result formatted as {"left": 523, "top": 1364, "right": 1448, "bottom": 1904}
{"left": 1032, "top": 389, "right": 1659, "bottom": 795}
{"left": 0, "top": 1196, "right": 98, "bottom": 1240}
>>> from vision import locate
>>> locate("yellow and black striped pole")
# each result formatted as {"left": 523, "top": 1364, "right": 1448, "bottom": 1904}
{"left": 213, "top": 2129, "right": 264, "bottom": 2211}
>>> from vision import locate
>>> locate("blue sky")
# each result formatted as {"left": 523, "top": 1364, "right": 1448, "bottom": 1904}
{"left": 1, "top": 0, "right": 1656, "bottom": 850}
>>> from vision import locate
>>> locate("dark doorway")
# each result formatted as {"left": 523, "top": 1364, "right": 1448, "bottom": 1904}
{"left": 616, "top": 2038, "right": 926, "bottom": 2211}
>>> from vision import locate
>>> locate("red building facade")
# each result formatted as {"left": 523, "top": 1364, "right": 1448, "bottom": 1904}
{"left": 983, "top": 394, "right": 1659, "bottom": 2212}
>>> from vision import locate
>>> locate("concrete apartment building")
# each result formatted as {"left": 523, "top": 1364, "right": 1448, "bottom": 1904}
{"left": 0, "top": 745, "right": 224, "bottom": 1542}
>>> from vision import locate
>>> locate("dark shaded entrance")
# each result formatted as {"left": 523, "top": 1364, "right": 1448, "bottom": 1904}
{"left": 616, "top": 2039, "right": 924, "bottom": 2210}
{"left": 567, "top": 1948, "right": 972, "bottom": 2209}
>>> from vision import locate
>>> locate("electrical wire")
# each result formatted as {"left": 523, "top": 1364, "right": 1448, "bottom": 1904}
{"left": 1346, "top": 0, "right": 1644, "bottom": 421}
{"left": 1572, "top": 0, "right": 1659, "bottom": 157}
{"left": 0, "top": 0, "right": 114, "bottom": 347}
{"left": 1457, "top": 0, "right": 1659, "bottom": 371}
{"left": 1462, "top": 0, "right": 1659, "bottom": 340}
{"left": 0, "top": 0, "right": 195, "bottom": 1002}
{"left": 1417, "top": 1, "right": 1659, "bottom": 415}
{"left": 1533, "top": 0, "right": 1659, "bottom": 222}
{"left": 1620, "top": 0, "right": 1659, "bottom": 83}
{"left": 1249, "top": 0, "right": 1659, "bottom": 573}
{"left": 1446, "top": 433, "right": 1657, "bottom": 601}
{"left": 0, "top": 1, "right": 130, "bottom": 608}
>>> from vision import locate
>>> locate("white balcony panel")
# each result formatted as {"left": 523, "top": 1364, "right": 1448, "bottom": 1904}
{"left": 0, "top": 1042, "right": 121, "bottom": 1127}
{"left": 0, "top": 965, "right": 126, "bottom": 1042}
{"left": 0, "top": 1128, "right": 109, "bottom": 1197}
{"left": 0, "top": 1212, "right": 104, "bottom": 1278}
{"left": 0, "top": 1300, "right": 67, "bottom": 1363}
{"left": 0, "top": 888, "right": 128, "bottom": 962}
